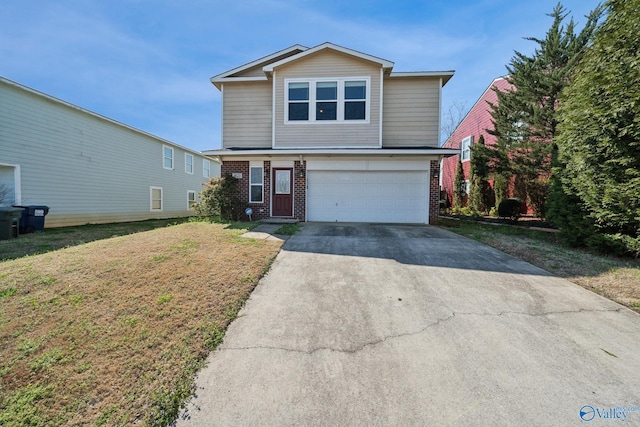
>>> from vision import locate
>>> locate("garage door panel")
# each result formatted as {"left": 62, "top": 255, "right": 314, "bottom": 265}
{"left": 307, "top": 170, "right": 428, "bottom": 224}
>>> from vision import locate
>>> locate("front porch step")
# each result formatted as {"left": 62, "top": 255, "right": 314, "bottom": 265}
{"left": 260, "top": 218, "right": 299, "bottom": 224}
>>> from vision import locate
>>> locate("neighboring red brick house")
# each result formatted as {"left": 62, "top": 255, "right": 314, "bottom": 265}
{"left": 441, "top": 77, "right": 511, "bottom": 209}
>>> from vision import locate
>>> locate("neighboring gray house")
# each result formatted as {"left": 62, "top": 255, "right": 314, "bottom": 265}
{"left": 0, "top": 76, "right": 220, "bottom": 228}
{"left": 206, "top": 42, "right": 457, "bottom": 224}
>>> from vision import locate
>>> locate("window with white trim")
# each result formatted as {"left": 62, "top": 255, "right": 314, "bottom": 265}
{"left": 203, "top": 159, "right": 211, "bottom": 178}
{"left": 185, "top": 153, "right": 194, "bottom": 174}
{"left": 163, "top": 145, "right": 174, "bottom": 170}
{"left": 150, "top": 186, "right": 163, "bottom": 211}
{"left": 187, "top": 190, "right": 197, "bottom": 209}
{"left": 249, "top": 162, "right": 263, "bottom": 203}
{"left": 286, "top": 77, "right": 370, "bottom": 123}
{"left": 461, "top": 136, "right": 473, "bottom": 162}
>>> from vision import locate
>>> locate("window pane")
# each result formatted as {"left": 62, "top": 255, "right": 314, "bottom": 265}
{"left": 250, "top": 185, "right": 263, "bottom": 203}
{"left": 316, "top": 102, "right": 337, "bottom": 120}
{"left": 275, "top": 170, "right": 290, "bottom": 194}
{"left": 316, "top": 82, "right": 337, "bottom": 100}
{"left": 345, "top": 101, "right": 365, "bottom": 120}
{"left": 288, "top": 82, "right": 309, "bottom": 100}
{"left": 250, "top": 167, "right": 262, "bottom": 184}
{"left": 289, "top": 103, "right": 309, "bottom": 120}
{"left": 345, "top": 81, "right": 366, "bottom": 99}
{"left": 164, "top": 157, "right": 173, "bottom": 168}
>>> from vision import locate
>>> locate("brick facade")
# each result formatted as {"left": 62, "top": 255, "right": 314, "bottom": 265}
{"left": 293, "top": 160, "right": 306, "bottom": 222}
{"left": 429, "top": 160, "right": 440, "bottom": 224}
{"left": 222, "top": 160, "right": 305, "bottom": 222}
{"left": 222, "top": 159, "right": 439, "bottom": 224}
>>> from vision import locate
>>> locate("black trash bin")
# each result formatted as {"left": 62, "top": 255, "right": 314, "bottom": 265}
{"left": 13, "top": 205, "right": 49, "bottom": 233}
{"left": 0, "top": 207, "right": 23, "bottom": 240}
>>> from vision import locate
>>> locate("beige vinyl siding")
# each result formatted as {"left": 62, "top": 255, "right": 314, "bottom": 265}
{"left": 0, "top": 79, "right": 220, "bottom": 228}
{"left": 382, "top": 78, "right": 440, "bottom": 147}
{"left": 223, "top": 81, "right": 272, "bottom": 149}
{"left": 274, "top": 50, "right": 380, "bottom": 148}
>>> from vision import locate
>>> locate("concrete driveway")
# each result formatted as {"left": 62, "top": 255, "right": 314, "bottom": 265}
{"left": 177, "top": 223, "right": 640, "bottom": 426}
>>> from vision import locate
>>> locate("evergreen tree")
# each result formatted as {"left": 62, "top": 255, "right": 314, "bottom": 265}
{"left": 453, "top": 160, "right": 466, "bottom": 210}
{"left": 468, "top": 135, "right": 493, "bottom": 213}
{"left": 554, "top": 0, "right": 640, "bottom": 241}
{"left": 488, "top": 3, "right": 603, "bottom": 210}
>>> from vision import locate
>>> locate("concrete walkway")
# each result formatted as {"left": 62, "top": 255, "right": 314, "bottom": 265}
{"left": 178, "top": 223, "right": 640, "bottom": 426}
{"left": 241, "top": 223, "right": 290, "bottom": 242}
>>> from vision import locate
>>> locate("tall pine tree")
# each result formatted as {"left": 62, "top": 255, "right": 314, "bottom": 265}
{"left": 553, "top": 0, "right": 640, "bottom": 247}
{"left": 488, "top": 3, "right": 603, "bottom": 214}
{"left": 468, "top": 135, "right": 493, "bottom": 214}
{"left": 453, "top": 160, "right": 466, "bottom": 210}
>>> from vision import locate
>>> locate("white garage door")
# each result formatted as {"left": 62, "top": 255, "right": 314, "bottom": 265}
{"left": 307, "top": 171, "right": 429, "bottom": 223}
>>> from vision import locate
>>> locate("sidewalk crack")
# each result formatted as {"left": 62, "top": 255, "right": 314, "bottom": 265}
{"left": 219, "top": 307, "right": 623, "bottom": 355}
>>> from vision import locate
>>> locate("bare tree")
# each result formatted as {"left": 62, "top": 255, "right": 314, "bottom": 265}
{"left": 440, "top": 100, "right": 468, "bottom": 145}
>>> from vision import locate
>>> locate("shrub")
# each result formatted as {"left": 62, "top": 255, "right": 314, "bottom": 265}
{"left": 586, "top": 233, "right": 640, "bottom": 258}
{"left": 498, "top": 198, "right": 523, "bottom": 221}
{"left": 528, "top": 178, "right": 550, "bottom": 219}
{"left": 192, "top": 174, "right": 246, "bottom": 221}
{"left": 493, "top": 174, "right": 508, "bottom": 209}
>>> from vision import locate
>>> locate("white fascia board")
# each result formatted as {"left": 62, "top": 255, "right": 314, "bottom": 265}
{"left": 210, "top": 44, "right": 308, "bottom": 82}
{"left": 389, "top": 71, "right": 455, "bottom": 86}
{"left": 202, "top": 148, "right": 460, "bottom": 157}
{"left": 263, "top": 42, "right": 395, "bottom": 73}
{"left": 0, "top": 76, "right": 206, "bottom": 158}
{"left": 210, "top": 76, "right": 268, "bottom": 90}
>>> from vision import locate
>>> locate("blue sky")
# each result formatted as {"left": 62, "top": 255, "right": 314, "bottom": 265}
{"left": 1, "top": 0, "right": 601, "bottom": 152}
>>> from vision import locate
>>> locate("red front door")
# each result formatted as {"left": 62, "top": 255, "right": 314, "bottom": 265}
{"left": 272, "top": 168, "right": 293, "bottom": 217}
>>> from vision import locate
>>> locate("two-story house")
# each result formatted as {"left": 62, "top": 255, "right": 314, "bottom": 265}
{"left": 0, "top": 76, "right": 220, "bottom": 228}
{"left": 204, "top": 42, "right": 457, "bottom": 224}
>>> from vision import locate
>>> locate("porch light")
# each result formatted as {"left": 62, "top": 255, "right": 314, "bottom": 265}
{"left": 299, "top": 168, "right": 306, "bottom": 178}
{"left": 431, "top": 169, "right": 439, "bottom": 179}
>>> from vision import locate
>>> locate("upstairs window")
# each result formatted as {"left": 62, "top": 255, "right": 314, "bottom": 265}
{"left": 203, "top": 159, "right": 211, "bottom": 178}
{"left": 185, "top": 153, "right": 194, "bottom": 174}
{"left": 163, "top": 145, "right": 174, "bottom": 170}
{"left": 345, "top": 81, "right": 366, "bottom": 120}
{"left": 316, "top": 82, "right": 337, "bottom": 120}
{"left": 461, "top": 136, "right": 473, "bottom": 162}
{"left": 285, "top": 78, "right": 369, "bottom": 123}
{"left": 288, "top": 82, "right": 309, "bottom": 121}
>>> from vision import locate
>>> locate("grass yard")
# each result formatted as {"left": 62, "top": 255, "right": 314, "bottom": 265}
{"left": 439, "top": 218, "right": 640, "bottom": 314}
{"left": 0, "top": 220, "right": 282, "bottom": 425}
{"left": 0, "top": 218, "right": 195, "bottom": 261}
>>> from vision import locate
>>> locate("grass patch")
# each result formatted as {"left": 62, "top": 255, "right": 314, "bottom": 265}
{"left": 274, "top": 223, "right": 300, "bottom": 235}
{"left": 0, "top": 220, "right": 282, "bottom": 425}
{"left": 439, "top": 218, "right": 640, "bottom": 313}
{"left": 0, "top": 218, "right": 191, "bottom": 261}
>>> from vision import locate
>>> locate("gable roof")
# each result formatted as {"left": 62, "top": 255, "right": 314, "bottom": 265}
{"left": 210, "top": 44, "right": 308, "bottom": 88}
{"left": 262, "top": 42, "right": 394, "bottom": 75}
{"left": 211, "top": 42, "right": 455, "bottom": 89}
